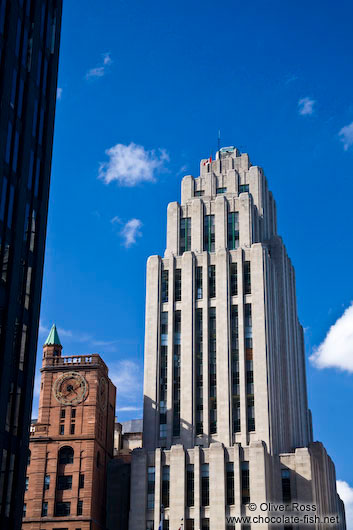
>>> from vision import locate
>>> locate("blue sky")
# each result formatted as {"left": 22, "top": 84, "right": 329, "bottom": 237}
{"left": 35, "top": 0, "right": 353, "bottom": 518}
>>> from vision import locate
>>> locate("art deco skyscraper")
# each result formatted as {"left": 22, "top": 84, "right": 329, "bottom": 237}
{"left": 129, "top": 147, "right": 345, "bottom": 529}
{"left": 0, "top": 2, "right": 62, "bottom": 528}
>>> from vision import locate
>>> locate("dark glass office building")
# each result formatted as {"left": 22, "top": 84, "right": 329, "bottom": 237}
{"left": 0, "top": 1, "right": 62, "bottom": 527}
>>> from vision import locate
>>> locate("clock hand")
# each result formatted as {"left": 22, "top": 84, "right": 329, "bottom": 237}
{"left": 66, "top": 384, "right": 79, "bottom": 395}
{"left": 65, "top": 384, "right": 79, "bottom": 396}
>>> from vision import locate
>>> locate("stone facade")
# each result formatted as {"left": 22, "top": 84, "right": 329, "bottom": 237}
{"left": 22, "top": 328, "right": 116, "bottom": 530}
{"left": 130, "top": 442, "right": 345, "bottom": 530}
{"left": 129, "top": 147, "right": 345, "bottom": 530}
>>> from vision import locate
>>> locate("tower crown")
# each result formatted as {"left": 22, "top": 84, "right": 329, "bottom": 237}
{"left": 43, "top": 324, "right": 62, "bottom": 359}
{"left": 44, "top": 323, "right": 61, "bottom": 346}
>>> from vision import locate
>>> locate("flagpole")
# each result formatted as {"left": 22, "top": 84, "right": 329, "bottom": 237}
{"left": 218, "top": 129, "right": 222, "bottom": 173}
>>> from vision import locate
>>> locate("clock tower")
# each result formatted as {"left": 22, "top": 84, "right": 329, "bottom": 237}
{"left": 22, "top": 325, "right": 116, "bottom": 530}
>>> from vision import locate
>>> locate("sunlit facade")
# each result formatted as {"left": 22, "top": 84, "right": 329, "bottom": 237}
{"left": 129, "top": 147, "right": 346, "bottom": 529}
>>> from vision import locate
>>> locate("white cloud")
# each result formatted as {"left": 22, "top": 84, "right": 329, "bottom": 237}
{"left": 298, "top": 97, "right": 316, "bottom": 116}
{"left": 337, "top": 480, "right": 353, "bottom": 528}
{"left": 98, "top": 142, "right": 169, "bottom": 186}
{"left": 117, "top": 406, "right": 142, "bottom": 412}
{"left": 177, "top": 164, "right": 188, "bottom": 176}
{"left": 111, "top": 215, "right": 122, "bottom": 225}
{"left": 285, "top": 74, "right": 299, "bottom": 84}
{"left": 339, "top": 121, "right": 353, "bottom": 151}
{"left": 110, "top": 360, "right": 143, "bottom": 405}
{"left": 92, "top": 339, "right": 117, "bottom": 347}
{"left": 86, "top": 66, "right": 105, "bottom": 79}
{"left": 91, "top": 210, "right": 102, "bottom": 221}
{"left": 38, "top": 322, "right": 116, "bottom": 351}
{"left": 85, "top": 52, "right": 112, "bottom": 80}
{"left": 57, "top": 87, "right": 63, "bottom": 100}
{"left": 102, "top": 52, "right": 112, "bottom": 66}
{"left": 39, "top": 321, "right": 49, "bottom": 335}
{"left": 58, "top": 327, "right": 75, "bottom": 339}
{"left": 310, "top": 302, "right": 353, "bottom": 372}
{"left": 120, "top": 218, "right": 142, "bottom": 248}
{"left": 39, "top": 322, "right": 72, "bottom": 339}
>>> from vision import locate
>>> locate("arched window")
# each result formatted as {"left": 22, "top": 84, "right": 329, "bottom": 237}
{"left": 58, "top": 446, "right": 74, "bottom": 465}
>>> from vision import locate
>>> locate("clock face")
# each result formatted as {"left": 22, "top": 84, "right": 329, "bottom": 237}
{"left": 53, "top": 372, "right": 88, "bottom": 405}
{"left": 98, "top": 377, "right": 108, "bottom": 410}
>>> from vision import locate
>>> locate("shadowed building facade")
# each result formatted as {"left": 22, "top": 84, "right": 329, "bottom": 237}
{"left": 0, "top": 2, "right": 62, "bottom": 528}
{"left": 22, "top": 325, "right": 116, "bottom": 530}
{"left": 129, "top": 148, "right": 346, "bottom": 529}
{"left": 106, "top": 420, "right": 143, "bottom": 530}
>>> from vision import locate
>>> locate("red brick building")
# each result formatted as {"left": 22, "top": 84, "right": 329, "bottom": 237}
{"left": 22, "top": 325, "right": 116, "bottom": 530}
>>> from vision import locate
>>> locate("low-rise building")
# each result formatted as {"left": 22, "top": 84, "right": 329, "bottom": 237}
{"left": 106, "top": 420, "right": 143, "bottom": 530}
{"left": 22, "top": 325, "right": 116, "bottom": 530}
{"left": 114, "top": 420, "right": 143, "bottom": 457}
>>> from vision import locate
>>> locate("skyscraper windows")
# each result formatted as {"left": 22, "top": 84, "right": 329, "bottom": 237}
{"left": 239, "top": 184, "right": 249, "bottom": 194}
{"left": 195, "top": 309, "right": 203, "bottom": 435}
{"left": 228, "top": 212, "right": 239, "bottom": 250}
{"left": 196, "top": 266, "right": 203, "bottom": 299}
{"left": 161, "top": 269, "right": 168, "bottom": 303}
{"left": 231, "top": 305, "right": 240, "bottom": 434}
{"left": 208, "top": 265, "right": 216, "bottom": 298}
{"left": 281, "top": 469, "right": 291, "bottom": 502}
{"left": 180, "top": 217, "right": 191, "bottom": 254}
{"left": 203, "top": 215, "right": 215, "bottom": 252}
{"left": 201, "top": 464, "right": 209, "bottom": 506}
{"left": 186, "top": 464, "right": 194, "bottom": 507}
{"left": 174, "top": 269, "right": 181, "bottom": 302}
{"left": 173, "top": 311, "right": 181, "bottom": 437}
{"left": 160, "top": 311, "right": 168, "bottom": 439}
{"left": 226, "top": 462, "right": 235, "bottom": 505}
{"left": 230, "top": 263, "right": 238, "bottom": 296}
{"left": 161, "top": 466, "right": 170, "bottom": 507}
{"left": 209, "top": 308, "right": 216, "bottom": 434}
{"left": 241, "top": 462, "right": 250, "bottom": 504}
{"left": 147, "top": 467, "right": 155, "bottom": 509}
{"left": 247, "top": 395, "right": 255, "bottom": 432}
{"left": 244, "top": 261, "right": 251, "bottom": 294}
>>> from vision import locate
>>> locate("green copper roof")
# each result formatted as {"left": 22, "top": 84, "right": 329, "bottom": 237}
{"left": 44, "top": 324, "right": 62, "bottom": 346}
